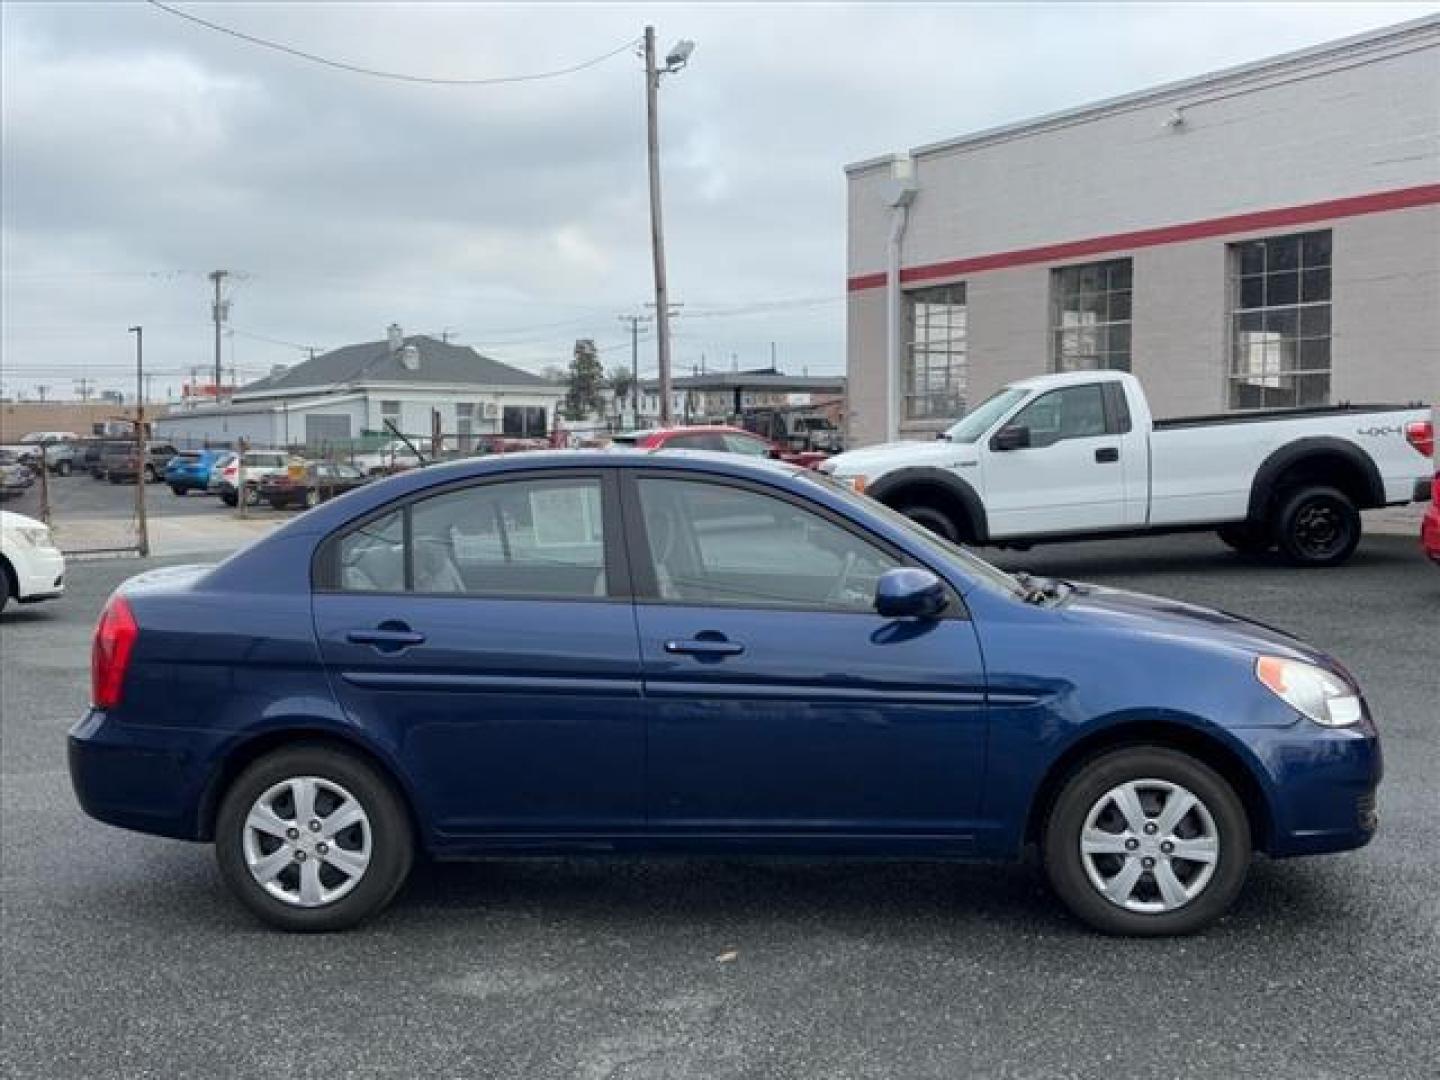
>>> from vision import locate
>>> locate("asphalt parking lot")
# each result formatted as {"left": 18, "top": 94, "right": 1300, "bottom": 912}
{"left": 2, "top": 532, "right": 1437, "bottom": 1079}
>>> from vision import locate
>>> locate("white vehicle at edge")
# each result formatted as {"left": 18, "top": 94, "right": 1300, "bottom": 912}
{"left": 0, "top": 510, "right": 66, "bottom": 612}
{"left": 822, "top": 371, "right": 1434, "bottom": 567}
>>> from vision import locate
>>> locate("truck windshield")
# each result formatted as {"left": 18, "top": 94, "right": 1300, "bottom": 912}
{"left": 941, "top": 387, "right": 1028, "bottom": 443}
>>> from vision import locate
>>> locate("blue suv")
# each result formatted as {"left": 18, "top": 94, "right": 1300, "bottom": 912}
{"left": 163, "top": 448, "right": 227, "bottom": 496}
{"left": 69, "top": 452, "right": 1381, "bottom": 934}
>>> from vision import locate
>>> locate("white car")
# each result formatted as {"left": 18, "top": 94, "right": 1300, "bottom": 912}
{"left": 351, "top": 439, "right": 424, "bottom": 476}
{"left": 0, "top": 510, "right": 65, "bottom": 612}
{"left": 823, "top": 370, "right": 1433, "bottom": 567}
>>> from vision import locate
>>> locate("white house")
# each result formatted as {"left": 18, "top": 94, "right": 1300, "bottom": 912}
{"left": 155, "top": 326, "right": 564, "bottom": 449}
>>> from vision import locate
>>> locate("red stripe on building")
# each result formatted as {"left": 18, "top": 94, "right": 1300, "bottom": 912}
{"left": 846, "top": 183, "right": 1440, "bottom": 293}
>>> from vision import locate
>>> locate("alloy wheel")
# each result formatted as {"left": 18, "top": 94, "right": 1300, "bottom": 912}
{"left": 1079, "top": 778, "right": 1219, "bottom": 914}
{"left": 241, "top": 777, "right": 372, "bottom": 908}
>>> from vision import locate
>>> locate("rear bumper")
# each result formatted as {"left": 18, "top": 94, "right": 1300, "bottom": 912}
{"left": 68, "top": 711, "right": 213, "bottom": 841}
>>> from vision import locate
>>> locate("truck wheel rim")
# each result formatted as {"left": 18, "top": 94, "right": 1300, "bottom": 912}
{"left": 241, "top": 777, "right": 372, "bottom": 908}
{"left": 1294, "top": 501, "right": 1345, "bottom": 556}
{"left": 1079, "top": 779, "right": 1218, "bottom": 914}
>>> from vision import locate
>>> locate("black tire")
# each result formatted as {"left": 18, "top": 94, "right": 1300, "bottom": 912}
{"left": 0, "top": 561, "right": 11, "bottom": 613}
{"left": 896, "top": 502, "right": 961, "bottom": 543}
{"left": 215, "top": 744, "right": 414, "bottom": 932}
{"left": 1042, "top": 746, "right": 1250, "bottom": 936}
{"left": 1216, "top": 522, "right": 1272, "bottom": 555}
{"left": 56, "top": 461, "right": 72, "bottom": 477}
{"left": 109, "top": 475, "right": 121, "bottom": 485}
{"left": 1273, "top": 484, "right": 1361, "bottom": 567}
{"left": 221, "top": 493, "right": 237, "bottom": 508}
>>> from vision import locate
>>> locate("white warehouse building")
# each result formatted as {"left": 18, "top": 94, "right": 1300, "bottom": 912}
{"left": 845, "top": 16, "right": 1440, "bottom": 447}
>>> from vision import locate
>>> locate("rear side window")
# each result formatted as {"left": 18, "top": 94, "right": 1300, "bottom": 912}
{"left": 329, "top": 477, "right": 608, "bottom": 598}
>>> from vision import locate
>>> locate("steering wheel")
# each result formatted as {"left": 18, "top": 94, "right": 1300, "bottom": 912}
{"left": 824, "top": 550, "right": 860, "bottom": 606}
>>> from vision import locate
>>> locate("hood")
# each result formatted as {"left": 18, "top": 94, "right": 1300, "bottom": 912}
{"left": 1062, "top": 583, "right": 1334, "bottom": 668}
{"left": 824, "top": 439, "right": 978, "bottom": 476}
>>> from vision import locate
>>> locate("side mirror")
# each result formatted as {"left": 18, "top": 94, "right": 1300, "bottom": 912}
{"left": 992, "top": 424, "right": 1031, "bottom": 452}
{"left": 874, "top": 567, "right": 947, "bottom": 619}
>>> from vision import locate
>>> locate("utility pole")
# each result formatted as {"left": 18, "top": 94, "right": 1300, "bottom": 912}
{"left": 642, "top": 27, "right": 694, "bottom": 425}
{"left": 35, "top": 385, "right": 49, "bottom": 403}
{"left": 128, "top": 326, "right": 150, "bottom": 557}
{"left": 617, "top": 312, "right": 652, "bottom": 430}
{"left": 74, "top": 377, "right": 94, "bottom": 402}
{"left": 209, "top": 269, "right": 228, "bottom": 399}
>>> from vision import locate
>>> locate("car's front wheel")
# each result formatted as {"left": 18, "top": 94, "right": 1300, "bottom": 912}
{"left": 215, "top": 744, "right": 413, "bottom": 932}
{"left": 1042, "top": 746, "right": 1250, "bottom": 936}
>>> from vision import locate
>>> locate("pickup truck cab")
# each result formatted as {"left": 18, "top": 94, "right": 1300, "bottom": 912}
{"left": 823, "top": 372, "right": 1433, "bottom": 567}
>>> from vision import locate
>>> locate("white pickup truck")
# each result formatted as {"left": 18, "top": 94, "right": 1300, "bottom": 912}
{"left": 822, "top": 371, "right": 1434, "bottom": 567}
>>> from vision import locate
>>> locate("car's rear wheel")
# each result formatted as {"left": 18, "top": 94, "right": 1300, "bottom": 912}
{"left": 170, "top": 484, "right": 186, "bottom": 497}
{"left": 1273, "top": 485, "right": 1361, "bottom": 567}
{"left": 1216, "top": 522, "right": 1272, "bottom": 555}
{"left": 221, "top": 493, "right": 237, "bottom": 508}
{"left": 1042, "top": 746, "right": 1250, "bottom": 936}
{"left": 215, "top": 744, "right": 413, "bottom": 932}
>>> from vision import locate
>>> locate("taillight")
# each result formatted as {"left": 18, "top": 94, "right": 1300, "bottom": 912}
{"left": 1406, "top": 420, "right": 1434, "bottom": 459}
{"left": 91, "top": 594, "right": 138, "bottom": 709}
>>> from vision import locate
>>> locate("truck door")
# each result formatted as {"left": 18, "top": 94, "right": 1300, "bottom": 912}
{"left": 981, "top": 383, "right": 1128, "bottom": 538}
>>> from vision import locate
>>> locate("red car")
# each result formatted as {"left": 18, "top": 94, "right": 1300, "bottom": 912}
{"left": 609, "top": 425, "right": 829, "bottom": 468}
{"left": 1422, "top": 471, "right": 1439, "bottom": 566}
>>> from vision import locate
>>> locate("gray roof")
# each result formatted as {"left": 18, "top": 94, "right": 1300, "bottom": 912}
{"left": 237, "top": 335, "right": 551, "bottom": 397}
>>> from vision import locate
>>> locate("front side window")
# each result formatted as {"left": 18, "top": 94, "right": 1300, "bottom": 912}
{"left": 904, "top": 283, "right": 967, "bottom": 420}
{"left": 637, "top": 478, "right": 900, "bottom": 611}
{"left": 1008, "top": 384, "right": 1107, "bottom": 449}
{"left": 1229, "top": 230, "right": 1332, "bottom": 409}
{"left": 333, "top": 477, "right": 606, "bottom": 597}
{"left": 1051, "top": 259, "right": 1132, "bottom": 372}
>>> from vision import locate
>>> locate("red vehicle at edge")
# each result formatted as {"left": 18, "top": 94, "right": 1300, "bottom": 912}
{"left": 1422, "top": 470, "right": 1439, "bottom": 565}
{"left": 609, "top": 425, "right": 830, "bottom": 468}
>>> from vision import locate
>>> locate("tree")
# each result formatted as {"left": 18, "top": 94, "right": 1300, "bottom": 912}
{"left": 607, "top": 365, "right": 635, "bottom": 422}
{"left": 562, "top": 339, "right": 605, "bottom": 421}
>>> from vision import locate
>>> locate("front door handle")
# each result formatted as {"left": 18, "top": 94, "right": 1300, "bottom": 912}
{"left": 347, "top": 623, "right": 426, "bottom": 652}
{"left": 1095, "top": 447, "right": 1120, "bottom": 463}
{"left": 664, "top": 637, "right": 745, "bottom": 657}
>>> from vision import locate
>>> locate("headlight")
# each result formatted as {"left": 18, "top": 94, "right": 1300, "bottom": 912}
{"left": 1255, "top": 656, "right": 1363, "bottom": 727}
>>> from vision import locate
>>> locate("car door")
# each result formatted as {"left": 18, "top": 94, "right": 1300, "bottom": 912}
{"left": 312, "top": 470, "right": 646, "bottom": 836}
{"left": 981, "top": 382, "right": 1127, "bottom": 537}
{"left": 622, "top": 472, "right": 989, "bottom": 841}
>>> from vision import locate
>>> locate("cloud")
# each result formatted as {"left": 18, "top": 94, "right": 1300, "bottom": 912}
{"left": 1, "top": 0, "right": 1432, "bottom": 397}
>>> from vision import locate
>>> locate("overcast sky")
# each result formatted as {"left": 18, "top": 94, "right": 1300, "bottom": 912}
{"left": 2, "top": 1, "right": 1433, "bottom": 399}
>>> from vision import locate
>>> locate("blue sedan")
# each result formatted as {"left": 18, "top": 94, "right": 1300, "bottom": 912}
{"left": 69, "top": 452, "right": 1380, "bottom": 934}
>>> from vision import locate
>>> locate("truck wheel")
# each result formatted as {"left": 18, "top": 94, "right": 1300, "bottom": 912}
{"left": 215, "top": 744, "right": 414, "bottom": 932}
{"left": 896, "top": 503, "right": 960, "bottom": 544}
{"left": 1042, "top": 746, "right": 1250, "bottom": 936}
{"left": 1216, "top": 523, "right": 1272, "bottom": 555}
{"left": 1274, "top": 485, "right": 1360, "bottom": 567}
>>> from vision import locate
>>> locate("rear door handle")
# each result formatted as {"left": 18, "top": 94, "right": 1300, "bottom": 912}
{"left": 347, "top": 626, "right": 426, "bottom": 652}
{"left": 1095, "top": 447, "right": 1120, "bottom": 463}
{"left": 664, "top": 638, "right": 745, "bottom": 657}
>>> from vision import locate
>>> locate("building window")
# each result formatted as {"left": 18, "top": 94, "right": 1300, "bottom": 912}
{"left": 503, "top": 405, "right": 547, "bottom": 438}
{"left": 455, "top": 403, "right": 475, "bottom": 452}
{"left": 379, "top": 400, "right": 401, "bottom": 431}
{"left": 1229, "top": 230, "right": 1332, "bottom": 409}
{"left": 1051, "top": 259, "right": 1132, "bottom": 372}
{"left": 904, "top": 284, "right": 967, "bottom": 420}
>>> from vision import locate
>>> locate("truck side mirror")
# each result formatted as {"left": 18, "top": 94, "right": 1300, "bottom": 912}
{"left": 992, "top": 425, "right": 1031, "bottom": 451}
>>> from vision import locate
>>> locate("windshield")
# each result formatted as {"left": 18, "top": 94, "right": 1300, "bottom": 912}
{"left": 941, "top": 387, "right": 1029, "bottom": 443}
{"left": 800, "top": 471, "right": 1026, "bottom": 600}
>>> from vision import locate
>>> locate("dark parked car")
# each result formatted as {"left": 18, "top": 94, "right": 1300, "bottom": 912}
{"left": 85, "top": 440, "right": 134, "bottom": 480}
{"left": 259, "top": 462, "right": 371, "bottom": 510}
{"left": 103, "top": 442, "right": 178, "bottom": 484}
{"left": 71, "top": 452, "right": 1381, "bottom": 934}
{"left": 164, "top": 448, "right": 228, "bottom": 496}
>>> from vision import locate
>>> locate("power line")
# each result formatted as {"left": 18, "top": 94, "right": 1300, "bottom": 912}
{"left": 146, "top": 1, "right": 640, "bottom": 87}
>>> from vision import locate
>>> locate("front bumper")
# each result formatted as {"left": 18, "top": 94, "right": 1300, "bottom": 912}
{"left": 1243, "top": 721, "right": 1382, "bottom": 858}
{"left": 15, "top": 545, "right": 65, "bottom": 600}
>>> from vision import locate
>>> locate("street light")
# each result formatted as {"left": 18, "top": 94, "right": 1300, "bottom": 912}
{"left": 643, "top": 26, "right": 694, "bottom": 425}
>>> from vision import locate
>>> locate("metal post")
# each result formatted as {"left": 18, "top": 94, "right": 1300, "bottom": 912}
{"left": 644, "top": 27, "right": 674, "bottom": 426}
{"left": 209, "top": 270, "right": 227, "bottom": 399}
{"left": 129, "top": 326, "right": 150, "bottom": 557}
{"left": 36, "top": 439, "right": 50, "bottom": 527}
{"left": 236, "top": 435, "right": 249, "bottom": 520}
